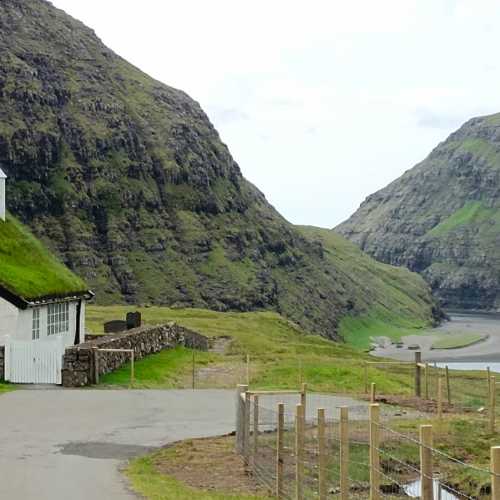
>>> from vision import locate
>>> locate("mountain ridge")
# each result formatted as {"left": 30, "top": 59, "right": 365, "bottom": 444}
{"left": 337, "top": 112, "right": 500, "bottom": 310}
{"left": 0, "top": 0, "right": 439, "bottom": 338}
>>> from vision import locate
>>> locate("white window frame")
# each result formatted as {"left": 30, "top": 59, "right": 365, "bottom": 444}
{"left": 47, "top": 302, "right": 70, "bottom": 336}
{"left": 32, "top": 308, "right": 40, "bottom": 340}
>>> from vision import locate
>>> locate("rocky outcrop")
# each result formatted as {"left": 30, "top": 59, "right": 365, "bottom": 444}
{"left": 336, "top": 114, "right": 500, "bottom": 310}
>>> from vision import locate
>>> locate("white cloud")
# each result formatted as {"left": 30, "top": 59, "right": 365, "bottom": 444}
{"left": 50, "top": 0, "right": 500, "bottom": 227}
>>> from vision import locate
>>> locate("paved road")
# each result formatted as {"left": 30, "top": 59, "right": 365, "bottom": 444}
{"left": 0, "top": 389, "right": 366, "bottom": 500}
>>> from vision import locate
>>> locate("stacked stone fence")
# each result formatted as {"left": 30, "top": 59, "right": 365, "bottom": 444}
{"left": 62, "top": 322, "right": 208, "bottom": 387}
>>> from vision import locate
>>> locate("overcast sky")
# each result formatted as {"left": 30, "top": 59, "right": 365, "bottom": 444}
{"left": 51, "top": 0, "right": 500, "bottom": 227}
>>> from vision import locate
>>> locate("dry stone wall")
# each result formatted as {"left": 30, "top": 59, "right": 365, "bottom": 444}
{"left": 62, "top": 323, "right": 208, "bottom": 387}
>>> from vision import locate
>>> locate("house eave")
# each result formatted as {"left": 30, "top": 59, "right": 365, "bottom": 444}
{"left": 0, "top": 286, "right": 94, "bottom": 310}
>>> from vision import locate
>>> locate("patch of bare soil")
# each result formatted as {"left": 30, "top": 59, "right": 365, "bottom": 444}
{"left": 153, "top": 435, "right": 270, "bottom": 496}
{"left": 209, "top": 336, "right": 232, "bottom": 354}
{"left": 368, "top": 394, "right": 456, "bottom": 414}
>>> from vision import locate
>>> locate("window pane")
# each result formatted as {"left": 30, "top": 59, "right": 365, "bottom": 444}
{"left": 47, "top": 302, "right": 70, "bottom": 336}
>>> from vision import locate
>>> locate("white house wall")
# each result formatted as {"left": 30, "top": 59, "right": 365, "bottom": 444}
{"left": 79, "top": 301, "right": 86, "bottom": 343}
{"left": 1, "top": 300, "right": 86, "bottom": 347}
{"left": 0, "top": 297, "right": 19, "bottom": 345}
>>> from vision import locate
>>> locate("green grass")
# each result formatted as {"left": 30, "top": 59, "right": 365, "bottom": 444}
{"left": 0, "top": 382, "right": 13, "bottom": 394}
{"left": 0, "top": 215, "right": 88, "bottom": 299}
{"left": 127, "top": 448, "right": 271, "bottom": 500}
{"left": 88, "top": 305, "right": 422, "bottom": 395}
{"left": 428, "top": 201, "right": 496, "bottom": 236}
{"left": 100, "top": 346, "right": 219, "bottom": 388}
{"left": 338, "top": 311, "right": 427, "bottom": 349}
{"left": 299, "top": 226, "right": 434, "bottom": 347}
{"left": 431, "top": 332, "right": 486, "bottom": 349}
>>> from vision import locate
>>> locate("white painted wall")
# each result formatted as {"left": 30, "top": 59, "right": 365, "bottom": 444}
{"left": 80, "top": 301, "right": 86, "bottom": 342}
{"left": 0, "top": 299, "right": 86, "bottom": 347}
{"left": 0, "top": 297, "right": 19, "bottom": 345}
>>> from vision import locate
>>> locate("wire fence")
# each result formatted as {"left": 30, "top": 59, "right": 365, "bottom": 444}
{"left": 235, "top": 385, "right": 500, "bottom": 499}
{"left": 364, "top": 359, "right": 500, "bottom": 428}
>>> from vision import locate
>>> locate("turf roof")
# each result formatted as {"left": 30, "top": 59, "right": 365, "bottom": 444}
{"left": 0, "top": 214, "right": 88, "bottom": 301}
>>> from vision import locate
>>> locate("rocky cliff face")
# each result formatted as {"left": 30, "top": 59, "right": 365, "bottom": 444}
{"left": 0, "top": 0, "right": 438, "bottom": 338}
{"left": 337, "top": 114, "right": 500, "bottom": 310}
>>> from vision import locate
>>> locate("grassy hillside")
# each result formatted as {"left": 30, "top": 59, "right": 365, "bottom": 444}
{"left": 87, "top": 306, "right": 422, "bottom": 394}
{"left": 298, "top": 226, "right": 437, "bottom": 348}
{"left": 0, "top": 214, "right": 87, "bottom": 299}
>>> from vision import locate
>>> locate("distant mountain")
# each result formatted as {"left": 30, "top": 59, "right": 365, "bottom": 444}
{"left": 0, "top": 0, "right": 438, "bottom": 338}
{"left": 337, "top": 113, "right": 500, "bottom": 310}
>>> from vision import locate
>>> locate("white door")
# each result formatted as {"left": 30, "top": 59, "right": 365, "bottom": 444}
{"left": 4, "top": 338, "right": 64, "bottom": 384}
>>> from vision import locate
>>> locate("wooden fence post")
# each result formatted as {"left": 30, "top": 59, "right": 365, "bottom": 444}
{"left": 437, "top": 377, "right": 443, "bottom": 419}
{"left": 244, "top": 390, "right": 250, "bottom": 464}
{"left": 445, "top": 365, "right": 451, "bottom": 404}
{"left": 420, "top": 425, "right": 433, "bottom": 500}
{"left": 301, "top": 383, "right": 307, "bottom": 419}
{"left": 318, "top": 408, "right": 326, "bottom": 500}
{"left": 415, "top": 352, "right": 422, "bottom": 397}
{"left": 192, "top": 350, "right": 195, "bottom": 390}
{"left": 491, "top": 446, "right": 500, "bottom": 500}
{"left": 236, "top": 384, "right": 248, "bottom": 453}
{"left": 253, "top": 395, "right": 259, "bottom": 470}
{"left": 370, "top": 382, "right": 376, "bottom": 404}
{"left": 296, "top": 403, "right": 305, "bottom": 500}
{"left": 488, "top": 367, "right": 492, "bottom": 394}
{"left": 130, "top": 350, "right": 135, "bottom": 387}
{"left": 364, "top": 363, "right": 369, "bottom": 394}
{"left": 490, "top": 376, "right": 496, "bottom": 434}
{"left": 276, "top": 403, "right": 284, "bottom": 499}
{"left": 340, "top": 406, "right": 349, "bottom": 500}
{"left": 369, "top": 403, "right": 380, "bottom": 500}
{"left": 424, "top": 363, "right": 429, "bottom": 400}
{"left": 246, "top": 354, "right": 250, "bottom": 386}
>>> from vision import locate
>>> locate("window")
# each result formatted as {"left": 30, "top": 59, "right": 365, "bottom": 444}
{"left": 32, "top": 308, "right": 40, "bottom": 340}
{"left": 47, "top": 302, "right": 69, "bottom": 336}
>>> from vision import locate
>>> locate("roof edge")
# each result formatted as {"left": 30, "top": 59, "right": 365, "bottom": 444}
{"left": 0, "top": 287, "right": 94, "bottom": 310}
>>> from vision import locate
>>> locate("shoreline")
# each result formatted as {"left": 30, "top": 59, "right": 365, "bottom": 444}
{"left": 372, "top": 312, "right": 500, "bottom": 363}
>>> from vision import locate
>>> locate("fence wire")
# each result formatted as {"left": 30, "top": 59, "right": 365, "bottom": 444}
{"left": 236, "top": 390, "right": 497, "bottom": 499}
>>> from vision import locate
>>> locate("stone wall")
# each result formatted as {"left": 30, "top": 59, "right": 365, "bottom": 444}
{"left": 0, "top": 345, "right": 4, "bottom": 381}
{"left": 62, "top": 322, "right": 208, "bottom": 387}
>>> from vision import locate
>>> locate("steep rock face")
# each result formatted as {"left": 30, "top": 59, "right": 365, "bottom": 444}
{"left": 0, "top": 0, "right": 438, "bottom": 338}
{"left": 337, "top": 114, "right": 500, "bottom": 310}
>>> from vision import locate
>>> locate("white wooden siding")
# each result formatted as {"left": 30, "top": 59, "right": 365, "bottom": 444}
{"left": 5, "top": 338, "right": 64, "bottom": 384}
{"left": 0, "top": 297, "right": 19, "bottom": 346}
{"left": 1, "top": 300, "right": 85, "bottom": 348}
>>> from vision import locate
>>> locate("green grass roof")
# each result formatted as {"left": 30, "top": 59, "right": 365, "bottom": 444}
{"left": 0, "top": 214, "right": 88, "bottom": 301}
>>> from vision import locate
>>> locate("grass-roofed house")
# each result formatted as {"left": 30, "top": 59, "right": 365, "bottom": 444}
{"left": 0, "top": 169, "right": 93, "bottom": 383}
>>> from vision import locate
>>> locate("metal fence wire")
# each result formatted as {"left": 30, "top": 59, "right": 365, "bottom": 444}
{"left": 235, "top": 386, "right": 500, "bottom": 500}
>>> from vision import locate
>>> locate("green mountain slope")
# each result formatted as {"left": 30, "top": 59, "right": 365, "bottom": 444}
{"left": 336, "top": 113, "right": 500, "bottom": 310}
{"left": 0, "top": 0, "right": 438, "bottom": 338}
{"left": 298, "top": 227, "right": 440, "bottom": 346}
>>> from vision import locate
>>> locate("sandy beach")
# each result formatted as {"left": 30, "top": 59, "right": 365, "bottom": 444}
{"left": 372, "top": 312, "right": 500, "bottom": 363}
